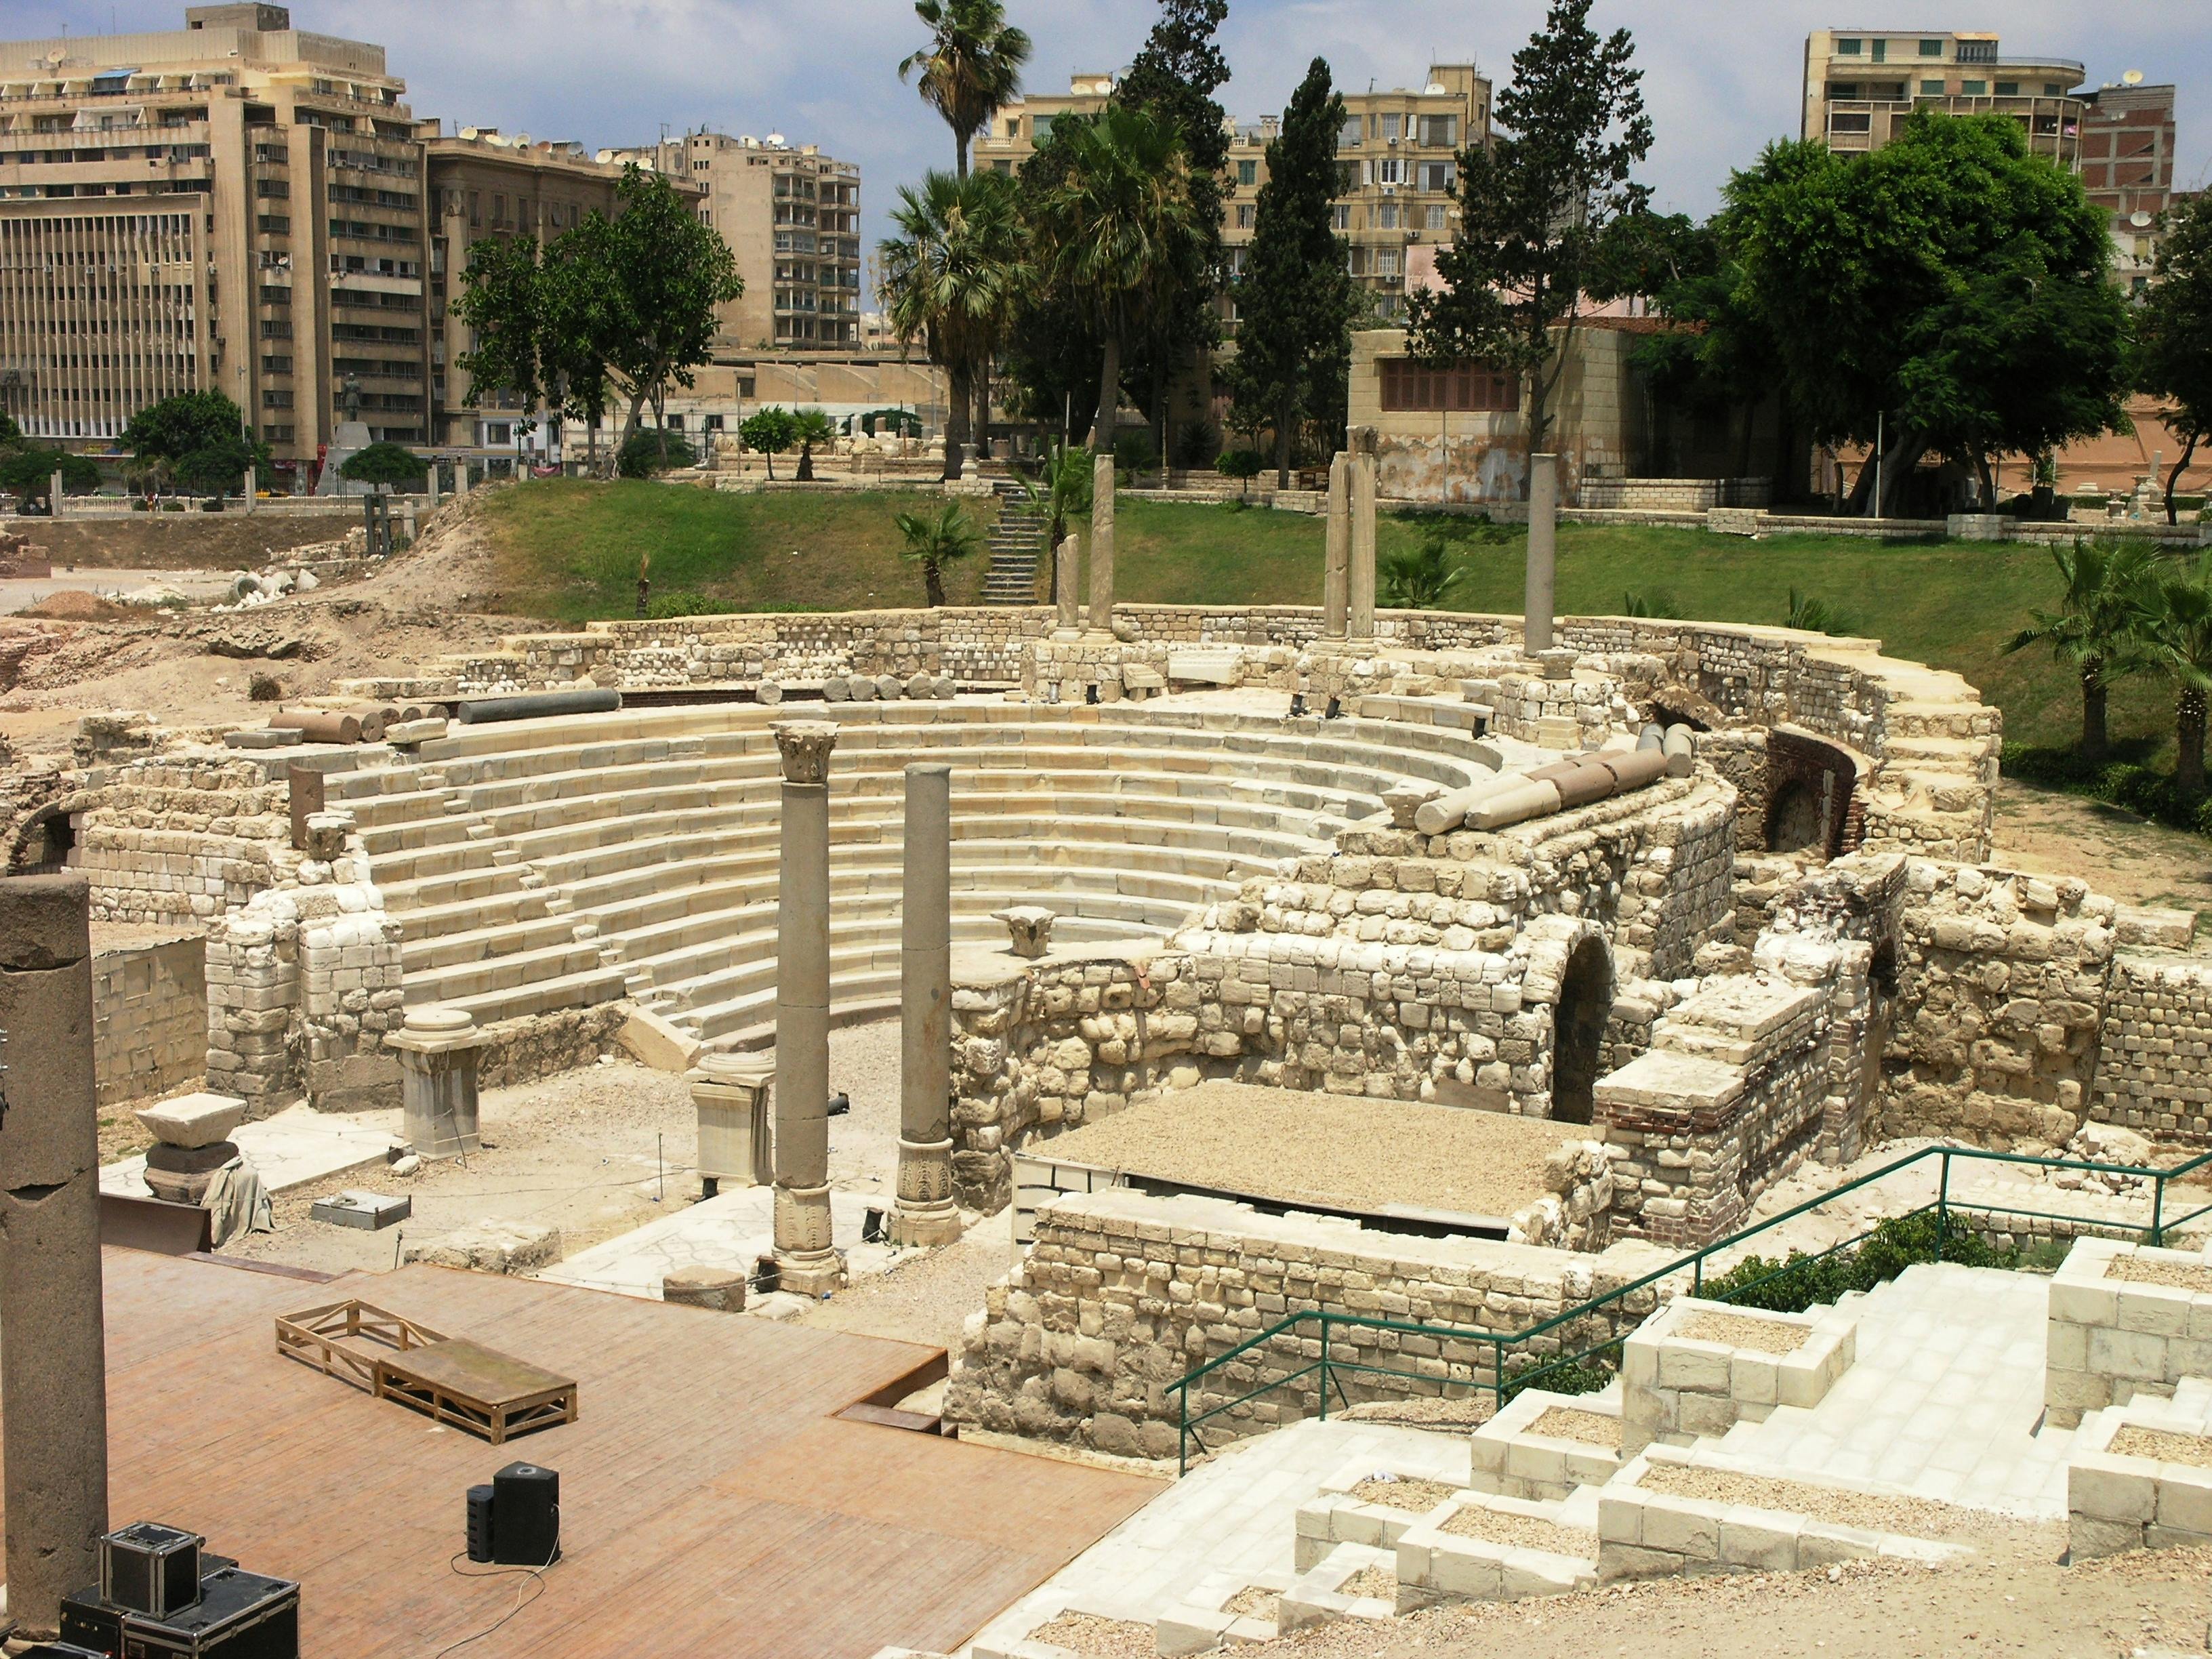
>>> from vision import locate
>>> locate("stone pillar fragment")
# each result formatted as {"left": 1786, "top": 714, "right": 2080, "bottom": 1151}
{"left": 1526, "top": 451, "right": 1559, "bottom": 655}
{"left": 894, "top": 763, "right": 960, "bottom": 1247}
{"left": 1323, "top": 452, "right": 1351, "bottom": 639}
{"left": 1088, "top": 451, "right": 1116, "bottom": 630}
{"left": 1054, "top": 535, "right": 1082, "bottom": 634}
{"left": 1348, "top": 436, "right": 1378, "bottom": 641}
{"left": 386, "top": 1005, "right": 489, "bottom": 1159}
{"left": 772, "top": 720, "right": 843, "bottom": 1294}
{"left": 0, "top": 874, "right": 108, "bottom": 1639}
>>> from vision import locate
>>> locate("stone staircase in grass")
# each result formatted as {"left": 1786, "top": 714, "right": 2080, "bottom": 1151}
{"left": 328, "top": 700, "right": 1489, "bottom": 1050}
{"left": 981, "top": 492, "right": 1048, "bottom": 606}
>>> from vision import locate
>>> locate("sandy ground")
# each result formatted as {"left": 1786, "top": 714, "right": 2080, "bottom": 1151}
{"left": 1993, "top": 777, "right": 2212, "bottom": 925}
{"left": 0, "top": 568, "right": 234, "bottom": 613}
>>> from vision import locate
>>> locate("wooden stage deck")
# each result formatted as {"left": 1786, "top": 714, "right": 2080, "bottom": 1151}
{"left": 0, "top": 1250, "right": 1162, "bottom": 1658}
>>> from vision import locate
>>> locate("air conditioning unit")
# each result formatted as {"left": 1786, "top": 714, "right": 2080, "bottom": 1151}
{"left": 1381, "top": 183, "right": 1397, "bottom": 195}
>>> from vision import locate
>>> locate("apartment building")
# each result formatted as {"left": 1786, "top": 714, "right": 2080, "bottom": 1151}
{"left": 0, "top": 4, "right": 431, "bottom": 474}
{"left": 970, "top": 64, "right": 1491, "bottom": 325}
{"left": 422, "top": 126, "right": 632, "bottom": 453}
{"left": 1802, "top": 30, "right": 2087, "bottom": 164}
{"left": 2078, "top": 78, "right": 2183, "bottom": 292}
{"left": 608, "top": 130, "right": 863, "bottom": 349}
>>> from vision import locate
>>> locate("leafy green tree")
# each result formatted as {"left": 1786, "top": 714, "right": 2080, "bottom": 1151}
{"left": 1214, "top": 447, "right": 1263, "bottom": 498}
{"left": 1408, "top": 0, "right": 1652, "bottom": 493}
{"left": 792, "top": 409, "right": 837, "bottom": 482}
{"left": 2144, "top": 559, "right": 2212, "bottom": 795}
{"left": 893, "top": 501, "right": 981, "bottom": 607}
{"left": 121, "top": 390, "right": 266, "bottom": 485}
{"left": 1029, "top": 105, "right": 1200, "bottom": 453}
{"left": 451, "top": 233, "right": 547, "bottom": 417}
{"left": 617, "top": 429, "right": 697, "bottom": 476}
{"left": 0, "top": 413, "right": 21, "bottom": 447}
{"left": 1726, "top": 115, "right": 2128, "bottom": 516}
{"left": 738, "top": 407, "right": 799, "bottom": 479}
{"left": 0, "top": 447, "right": 100, "bottom": 507}
{"left": 878, "top": 168, "right": 1027, "bottom": 480}
{"left": 2139, "top": 193, "right": 2212, "bottom": 525}
{"left": 1379, "top": 533, "right": 1465, "bottom": 609}
{"left": 2003, "top": 538, "right": 2160, "bottom": 762}
{"left": 1228, "top": 58, "right": 1357, "bottom": 488}
{"left": 1018, "top": 442, "right": 1094, "bottom": 579}
{"left": 339, "top": 441, "right": 430, "bottom": 492}
{"left": 1115, "top": 0, "right": 1231, "bottom": 463}
{"left": 897, "top": 0, "right": 1031, "bottom": 177}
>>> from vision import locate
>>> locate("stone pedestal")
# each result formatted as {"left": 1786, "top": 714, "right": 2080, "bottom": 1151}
{"left": 895, "top": 764, "right": 961, "bottom": 1247}
{"left": 691, "top": 1051, "right": 774, "bottom": 1196}
{"left": 1348, "top": 436, "right": 1377, "bottom": 641}
{"left": 316, "top": 419, "right": 375, "bottom": 497}
{"left": 0, "top": 875, "right": 108, "bottom": 1638}
{"left": 1323, "top": 452, "right": 1351, "bottom": 639}
{"left": 662, "top": 1266, "right": 747, "bottom": 1312}
{"left": 386, "top": 1005, "right": 489, "bottom": 1159}
{"left": 1088, "top": 451, "right": 1116, "bottom": 631}
{"left": 773, "top": 721, "right": 844, "bottom": 1295}
{"left": 1525, "top": 451, "right": 1559, "bottom": 654}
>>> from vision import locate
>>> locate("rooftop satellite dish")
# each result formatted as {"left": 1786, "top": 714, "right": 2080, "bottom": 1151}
{"left": 1423, "top": 81, "right": 1446, "bottom": 95}
{"left": 2123, "top": 69, "right": 2144, "bottom": 85}
{"left": 766, "top": 131, "right": 785, "bottom": 146}
{"left": 2131, "top": 209, "right": 2154, "bottom": 227}
{"left": 45, "top": 48, "right": 66, "bottom": 67}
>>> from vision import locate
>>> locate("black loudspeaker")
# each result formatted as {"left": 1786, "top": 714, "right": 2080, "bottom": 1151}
{"left": 59, "top": 1589, "right": 127, "bottom": 1656}
{"left": 100, "top": 1524, "right": 203, "bottom": 1620}
{"left": 117, "top": 1568, "right": 298, "bottom": 1659}
{"left": 465, "top": 1483, "right": 496, "bottom": 1563}
{"left": 491, "top": 1462, "right": 560, "bottom": 1567}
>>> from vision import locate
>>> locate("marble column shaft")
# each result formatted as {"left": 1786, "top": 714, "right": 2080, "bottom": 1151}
{"left": 893, "top": 764, "right": 960, "bottom": 1246}
{"left": 1348, "top": 450, "right": 1378, "bottom": 641}
{"left": 1054, "top": 535, "right": 1082, "bottom": 632}
{"left": 772, "top": 721, "right": 840, "bottom": 1291}
{"left": 1322, "top": 453, "right": 1351, "bottom": 639}
{"left": 1526, "top": 451, "right": 1559, "bottom": 655}
{"left": 0, "top": 875, "right": 108, "bottom": 1638}
{"left": 1088, "top": 451, "right": 1116, "bottom": 628}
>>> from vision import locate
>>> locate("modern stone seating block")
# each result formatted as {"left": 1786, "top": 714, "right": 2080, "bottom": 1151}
{"left": 1293, "top": 1470, "right": 1458, "bottom": 1570}
{"left": 1622, "top": 1295, "right": 1858, "bottom": 1456}
{"left": 2045, "top": 1236, "right": 2212, "bottom": 1428}
{"left": 1467, "top": 1385, "right": 1625, "bottom": 1500}
{"left": 1393, "top": 1491, "right": 1598, "bottom": 1609}
{"left": 1153, "top": 1569, "right": 1289, "bottom": 1655}
{"left": 135, "top": 1090, "right": 247, "bottom": 1149}
{"left": 2066, "top": 1378, "right": 2212, "bottom": 1557}
{"left": 1279, "top": 1541, "right": 1396, "bottom": 1631}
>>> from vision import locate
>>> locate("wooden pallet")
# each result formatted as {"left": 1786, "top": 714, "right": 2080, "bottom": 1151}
{"left": 276, "top": 1298, "right": 578, "bottom": 1445}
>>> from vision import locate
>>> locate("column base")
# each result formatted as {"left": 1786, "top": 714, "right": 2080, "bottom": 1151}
{"left": 773, "top": 1248, "right": 847, "bottom": 1297}
{"left": 889, "top": 1201, "right": 962, "bottom": 1249}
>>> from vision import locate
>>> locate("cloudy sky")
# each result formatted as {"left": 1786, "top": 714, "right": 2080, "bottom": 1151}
{"left": 25, "top": 0, "right": 2212, "bottom": 266}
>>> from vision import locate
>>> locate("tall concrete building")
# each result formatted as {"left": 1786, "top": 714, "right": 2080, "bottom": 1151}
{"left": 0, "top": 4, "right": 430, "bottom": 476}
{"left": 970, "top": 63, "right": 1492, "bottom": 327}
{"left": 607, "top": 130, "right": 863, "bottom": 350}
{"left": 2078, "top": 77, "right": 2184, "bottom": 293}
{"left": 1801, "top": 30, "right": 2087, "bottom": 164}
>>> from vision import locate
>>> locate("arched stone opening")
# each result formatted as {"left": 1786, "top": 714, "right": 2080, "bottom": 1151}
{"left": 1765, "top": 777, "right": 1825, "bottom": 853}
{"left": 1551, "top": 936, "right": 1615, "bottom": 1126}
{"left": 13, "top": 805, "right": 74, "bottom": 874}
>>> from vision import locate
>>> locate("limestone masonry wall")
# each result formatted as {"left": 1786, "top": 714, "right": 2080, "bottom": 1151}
{"left": 91, "top": 933, "right": 207, "bottom": 1109}
{"left": 2091, "top": 956, "right": 2212, "bottom": 1143}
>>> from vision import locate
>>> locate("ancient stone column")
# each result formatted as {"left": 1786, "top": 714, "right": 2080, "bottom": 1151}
{"left": 1054, "top": 535, "right": 1082, "bottom": 634}
{"left": 386, "top": 1005, "right": 489, "bottom": 1159}
{"left": 772, "top": 720, "right": 842, "bottom": 1294}
{"left": 1323, "top": 452, "right": 1351, "bottom": 639}
{"left": 242, "top": 467, "right": 256, "bottom": 514}
{"left": 893, "top": 763, "right": 960, "bottom": 1247}
{"left": 1526, "top": 451, "right": 1559, "bottom": 655}
{"left": 1088, "top": 450, "right": 1116, "bottom": 630}
{"left": 50, "top": 469, "right": 65, "bottom": 517}
{"left": 1348, "top": 440, "right": 1378, "bottom": 641}
{"left": 0, "top": 874, "right": 108, "bottom": 1638}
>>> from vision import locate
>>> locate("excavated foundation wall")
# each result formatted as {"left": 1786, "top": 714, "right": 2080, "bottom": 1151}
{"left": 91, "top": 933, "right": 207, "bottom": 1108}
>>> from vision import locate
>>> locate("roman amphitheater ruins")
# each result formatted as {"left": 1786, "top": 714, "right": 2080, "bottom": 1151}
{"left": 9, "top": 453, "right": 2212, "bottom": 1656}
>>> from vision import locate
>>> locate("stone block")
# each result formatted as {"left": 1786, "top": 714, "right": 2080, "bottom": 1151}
{"left": 404, "top": 1218, "right": 558, "bottom": 1274}
{"left": 135, "top": 1091, "right": 247, "bottom": 1149}
{"left": 1638, "top": 1496, "right": 1720, "bottom": 1559}
{"left": 2070, "top": 1454, "right": 2158, "bottom": 1523}
{"left": 1719, "top": 1508, "right": 1802, "bottom": 1571}
{"left": 2154, "top": 1474, "right": 2212, "bottom": 1536}
{"left": 618, "top": 1006, "right": 702, "bottom": 1073}
{"left": 308, "top": 1189, "right": 409, "bottom": 1230}
{"left": 2066, "top": 1515, "right": 2144, "bottom": 1559}
{"left": 2089, "top": 1326, "right": 2170, "bottom": 1383}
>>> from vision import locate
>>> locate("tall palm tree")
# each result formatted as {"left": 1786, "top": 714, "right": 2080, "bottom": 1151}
{"left": 897, "top": 0, "right": 1031, "bottom": 178}
{"left": 878, "top": 169, "right": 1027, "bottom": 480}
{"left": 2143, "top": 557, "right": 2212, "bottom": 796}
{"left": 1030, "top": 105, "right": 1197, "bottom": 453}
{"left": 895, "top": 501, "right": 983, "bottom": 607}
{"left": 2003, "top": 537, "right": 2160, "bottom": 762}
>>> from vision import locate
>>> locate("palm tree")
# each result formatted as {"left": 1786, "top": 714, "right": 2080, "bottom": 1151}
{"left": 878, "top": 169, "right": 1027, "bottom": 480}
{"left": 2003, "top": 538, "right": 2159, "bottom": 762}
{"left": 1028, "top": 106, "right": 1198, "bottom": 453}
{"left": 2143, "top": 558, "right": 2212, "bottom": 796}
{"left": 792, "top": 409, "right": 837, "bottom": 482}
{"left": 897, "top": 0, "right": 1031, "bottom": 178}
{"left": 895, "top": 501, "right": 983, "bottom": 607}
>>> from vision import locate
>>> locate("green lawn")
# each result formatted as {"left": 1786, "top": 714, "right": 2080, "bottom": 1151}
{"left": 474, "top": 481, "right": 2184, "bottom": 759}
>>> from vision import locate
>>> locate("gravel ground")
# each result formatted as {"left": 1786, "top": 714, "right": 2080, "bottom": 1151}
{"left": 1528, "top": 1406, "right": 1622, "bottom": 1449}
{"left": 1025, "top": 1613, "right": 1157, "bottom": 1657}
{"left": 796, "top": 1206, "right": 1017, "bottom": 1351}
{"left": 1636, "top": 1464, "right": 1999, "bottom": 1542}
{"left": 1351, "top": 1477, "right": 1465, "bottom": 1512}
{"left": 1439, "top": 1506, "right": 1599, "bottom": 1557}
{"left": 2108, "top": 1256, "right": 2212, "bottom": 1292}
{"left": 1677, "top": 1310, "right": 1811, "bottom": 1353}
{"left": 2110, "top": 1426, "right": 2212, "bottom": 1468}
{"left": 1225, "top": 1586, "right": 1280, "bottom": 1618}
{"left": 1035, "top": 1080, "right": 1564, "bottom": 1221}
{"left": 1338, "top": 1566, "right": 1398, "bottom": 1599}
{"left": 1222, "top": 1537, "right": 2212, "bottom": 1659}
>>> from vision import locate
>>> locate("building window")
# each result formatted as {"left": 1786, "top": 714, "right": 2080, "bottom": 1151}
{"left": 703, "top": 414, "right": 724, "bottom": 430}
{"left": 1919, "top": 38, "right": 1942, "bottom": 56}
{"left": 1377, "top": 203, "right": 1400, "bottom": 229}
{"left": 468, "top": 190, "right": 479, "bottom": 226}
{"left": 1417, "top": 114, "right": 1457, "bottom": 148}
{"left": 2044, "top": 82, "right": 2065, "bottom": 96}
{"left": 1836, "top": 37, "right": 1862, "bottom": 55}
{"left": 1920, "top": 79, "right": 1945, "bottom": 95}
{"left": 1961, "top": 79, "right": 1987, "bottom": 96}
{"left": 1418, "top": 160, "right": 1455, "bottom": 192}
{"left": 1338, "top": 115, "right": 1362, "bottom": 148}
{"left": 1996, "top": 81, "right": 2019, "bottom": 97}
{"left": 1375, "top": 158, "right": 1405, "bottom": 185}
{"left": 1830, "top": 112, "right": 1872, "bottom": 133}
{"left": 1379, "top": 359, "right": 1519, "bottom": 413}
{"left": 1032, "top": 115, "right": 1054, "bottom": 140}
{"left": 1378, "top": 113, "right": 1403, "bottom": 140}
{"left": 1235, "top": 203, "right": 1254, "bottom": 228}
{"left": 1870, "top": 39, "right": 1886, "bottom": 62}
{"left": 1332, "top": 204, "right": 1351, "bottom": 231}
{"left": 992, "top": 159, "right": 1011, "bottom": 174}
{"left": 1426, "top": 205, "right": 1447, "bottom": 230}
{"left": 1237, "top": 159, "right": 1257, "bottom": 185}
{"left": 1373, "top": 248, "right": 1401, "bottom": 277}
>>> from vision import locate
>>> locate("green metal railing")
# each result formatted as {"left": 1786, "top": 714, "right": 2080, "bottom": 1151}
{"left": 1169, "top": 1141, "right": 2212, "bottom": 1473}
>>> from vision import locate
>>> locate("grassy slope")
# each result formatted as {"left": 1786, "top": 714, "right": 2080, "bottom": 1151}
{"left": 475, "top": 481, "right": 2179, "bottom": 756}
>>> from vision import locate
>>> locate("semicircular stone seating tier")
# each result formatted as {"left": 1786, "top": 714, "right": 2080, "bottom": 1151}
{"left": 327, "top": 702, "right": 1496, "bottom": 1050}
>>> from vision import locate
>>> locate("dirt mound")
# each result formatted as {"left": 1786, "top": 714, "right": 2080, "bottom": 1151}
{"left": 19, "top": 590, "right": 134, "bottom": 621}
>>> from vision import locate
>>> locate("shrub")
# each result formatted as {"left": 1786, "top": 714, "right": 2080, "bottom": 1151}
{"left": 1172, "top": 420, "right": 1218, "bottom": 470}
{"left": 1214, "top": 448, "right": 1265, "bottom": 497}
{"left": 645, "top": 590, "right": 730, "bottom": 619}
{"left": 617, "top": 429, "right": 697, "bottom": 478}
{"left": 1112, "top": 429, "right": 1158, "bottom": 480}
{"left": 247, "top": 672, "right": 284, "bottom": 701}
{"left": 1379, "top": 533, "right": 1464, "bottom": 609}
